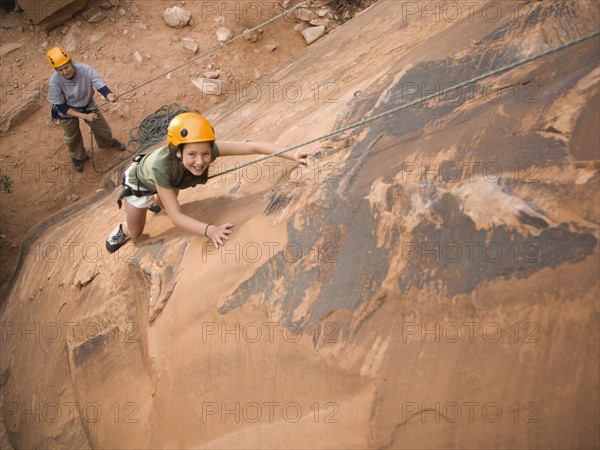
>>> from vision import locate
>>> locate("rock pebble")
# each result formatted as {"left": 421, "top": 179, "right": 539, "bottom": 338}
{"left": 182, "top": 38, "right": 198, "bottom": 53}
{"left": 296, "top": 8, "right": 314, "bottom": 22}
{"left": 163, "top": 6, "right": 191, "bottom": 28}
{"left": 302, "top": 26, "right": 326, "bottom": 45}
{"left": 191, "top": 78, "right": 227, "bottom": 96}
{"left": 216, "top": 27, "right": 234, "bottom": 42}
{"left": 242, "top": 28, "right": 259, "bottom": 43}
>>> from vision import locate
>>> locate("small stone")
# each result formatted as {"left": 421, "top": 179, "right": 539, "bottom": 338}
{"left": 182, "top": 38, "right": 198, "bottom": 53}
{"left": 216, "top": 27, "right": 234, "bottom": 43}
{"left": 203, "top": 70, "right": 222, "bottom": 79}
{"left": 264, "top": 43, "right": 277, "bottom": 53}
{"left": 242, "top": 28, "right": 258, "bottom": 43}
{"left": 70, "top": 194, "right": 79, "bottom": 201}
{"left": 191, "top": 78, "right": 227, "bottom": 95}
{"left": 296, "top": 8, "right": 314, "bottom": 22}
{"left": 98, "top": 0, "right": 115, "bottom": 9}
{"left": 163, "top": 6, "right": 191, "bottom": 28}
{"left": 253, "top": 67, "right": 261, "bottom": 80}
{"left": 134, "top": 51, "right": 143, "bottom": 63}
{"left": 317, "top": 7, "right": 329, "bottom": 17}
{"left": 0, "top": 234, "right": 6, "bottom": 239}
{"left": 62, "top": 31, "right": 77, "bottom": 52}
{"left": 302, "top": 26, "right": 326, "bottom": 45}
{"left": 82, "top": 6, "right": 105, "bottom": 24}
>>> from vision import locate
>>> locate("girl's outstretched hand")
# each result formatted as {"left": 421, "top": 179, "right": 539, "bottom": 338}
{"left": 207, "top": 223, "right": 234, "bottom": 248}
{"left": 291, "top": 147, "right": 320, "bottom": 165}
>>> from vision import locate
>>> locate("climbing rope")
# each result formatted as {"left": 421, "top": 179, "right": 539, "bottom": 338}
{"left": 207, "top": 30, "right": 600, "bottom": 179}
{"left": 90, "top": 104, "right": 189, "bottom": 173}
{"left": 126, "top": 104, "right": 189, "bottom": 153}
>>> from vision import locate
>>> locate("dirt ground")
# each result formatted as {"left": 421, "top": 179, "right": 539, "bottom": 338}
{"left": 0, "top": 0, "right": 355, "bottom": 289}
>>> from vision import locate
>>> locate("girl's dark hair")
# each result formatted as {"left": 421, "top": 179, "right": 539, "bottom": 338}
{"left": 167, "top": 143, "right": 186, "bottom": 187}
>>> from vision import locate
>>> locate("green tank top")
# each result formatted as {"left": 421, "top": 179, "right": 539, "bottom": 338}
{"left": 127, "top": 144, "right": 219, "bottom": 191}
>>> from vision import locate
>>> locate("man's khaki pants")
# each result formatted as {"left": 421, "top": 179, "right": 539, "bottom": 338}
{"left": 60, "top": 111, "right": 114, "bottom": 161}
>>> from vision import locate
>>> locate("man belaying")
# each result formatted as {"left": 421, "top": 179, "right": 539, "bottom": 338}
{"left": 46, "top": 46, "right": 126, "bottom": 172}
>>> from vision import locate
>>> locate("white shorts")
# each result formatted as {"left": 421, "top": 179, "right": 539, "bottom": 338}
{"left": 123, "top": 164, "right": 155, "bottom": 209}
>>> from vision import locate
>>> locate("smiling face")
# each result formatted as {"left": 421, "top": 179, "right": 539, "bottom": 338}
{"left": 56, "top": 61, "right": 76, "bottom": 79}
{"left": 178, "top": 141, "right": 212, "bottom": 176}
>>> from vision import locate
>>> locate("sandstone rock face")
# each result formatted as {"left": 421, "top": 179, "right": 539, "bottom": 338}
{"left": 0, "top": 91, "right": 41, "bottom": 134}
{"left": 1, "top": 1, "right": 598, "bottom": 449}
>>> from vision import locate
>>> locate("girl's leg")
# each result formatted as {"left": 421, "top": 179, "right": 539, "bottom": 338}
{"left": 123, "top": 201, "right": 148, "bottom": 239}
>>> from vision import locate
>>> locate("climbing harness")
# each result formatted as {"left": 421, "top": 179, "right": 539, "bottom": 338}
{"left": 116, "top": 154, "right": 156, "bottom": 209}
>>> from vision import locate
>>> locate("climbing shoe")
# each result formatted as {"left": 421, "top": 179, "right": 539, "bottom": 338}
{"left": 105, "top": 223, "right": 129, "bottom": 253}
{"left": 112, "top": 139, "right": 126, "bottom": 151}
{"left": 148, "top": 203, "right": 162, "bottom": 214}
{"left": 71, "top": 158, "right": 84, "bottom": 172}
{"left": 71, "top": 152, "right": 90, "bottom": 172}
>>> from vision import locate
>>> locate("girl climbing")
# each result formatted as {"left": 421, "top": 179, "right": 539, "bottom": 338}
{"left": 105, "top": 112, "right": 317, "bottom": 253}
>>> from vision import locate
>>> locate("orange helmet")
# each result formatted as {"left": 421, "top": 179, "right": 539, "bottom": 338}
{"left": 167, "top": 112, "right": 215, "bottom": 147}
{"left": 46, "top": 47, "right": 71, "bottom": 69}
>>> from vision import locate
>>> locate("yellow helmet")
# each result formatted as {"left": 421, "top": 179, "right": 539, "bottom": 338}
{"left": 46, "top": 47, "right": 71, "bottom": 69}
{"left": 167, "top": 112, "right": 215, "bottom": 147}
